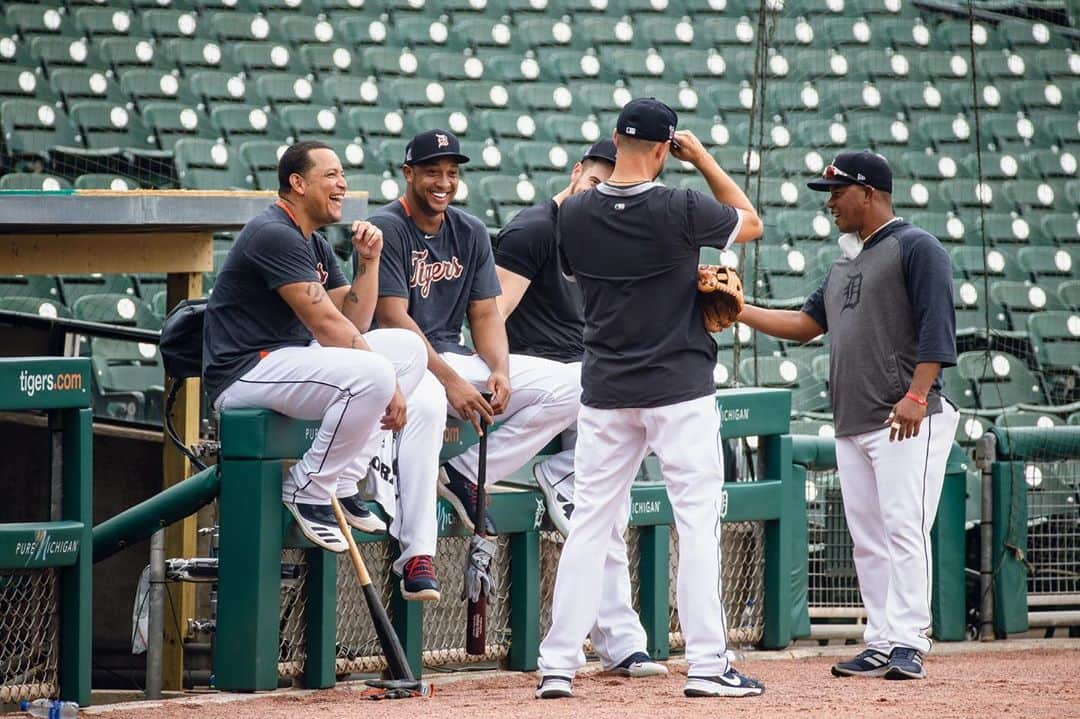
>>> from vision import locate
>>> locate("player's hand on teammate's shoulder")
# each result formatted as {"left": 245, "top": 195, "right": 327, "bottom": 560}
{"left": 671, "top": 130, "right": 709, "bottom": 167}
{"left": 486, "top": 372, "right": 511, "bottom": 415}
{"left": 446, "top": 375, "right": 495, "bottom": 435}
{"left": 351, "top": 220, "right": 383, "bottom": 261}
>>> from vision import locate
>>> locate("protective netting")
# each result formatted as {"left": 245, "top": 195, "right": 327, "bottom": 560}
{"left": 278, "top": 548, "right": 308, "bottom": 679}
{"left": 804, "top": 467, "right": 863, "bottom": 613}
{"left": 1018, "top": 453, "right": 1080, "bottom": 603}
{"left": 668, "top": 521, "right": 766, "bottom": 650}
{"left": 335, "top": 540, "right": 395, "bottom": 675}
{"left": 0, "top": 569, "right": 58, "bottom": 704}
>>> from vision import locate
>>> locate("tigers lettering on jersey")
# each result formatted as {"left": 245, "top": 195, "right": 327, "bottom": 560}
{"left": 410, "top": 249, "right": 464, "bottom": 298}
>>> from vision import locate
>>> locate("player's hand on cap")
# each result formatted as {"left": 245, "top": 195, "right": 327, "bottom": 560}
{"left": 446, "top": 375, "right": 495, "bottom": 435}
{"left": 884, "top": 395, "right": 926, "bottom": 442}
{"left": 486, "top": 372, "right": 511, "bottom": 415}
{"left": 351, "top": 220, "right": 383, "bottom": 261}
{"left": 381, "top": 385, "right": 407, "bottom": 431}
{"left": 670, "top": 130, "right": 708, "bottom": 166}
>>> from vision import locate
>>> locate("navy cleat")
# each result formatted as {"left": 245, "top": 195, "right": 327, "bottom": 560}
{"left": 399, "top": 555, "right": 441, "bottom": 602}
{"left": 613, "top": 651, "right": 668, "bottom": 678}
{"left": 284, "top": 502, "right": 347, "bottom": 553}
{"left": 831, "top": 648, "right": 891, "bottom": 678}
{"left": 684, "top": 667, "right": 765, "bottom": 697}
{"left": 884, "top": 646, "right": 926, "bottom": 680}
{"left": 438, "top": 463, "right": 496, "bottom": 534}
{"left": 337, "top": 494, "right": 387, "bottom": 534}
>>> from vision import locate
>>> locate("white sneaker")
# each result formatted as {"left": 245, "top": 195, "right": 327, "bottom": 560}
{"left": 535, "top": 674, "right": 573, "bottom": 699}
{"left": 337, "top": 494, "right": 387, "bottom": 534}
{"left": 684, "top": 667, "right": 765, "bottom": 697}
{"left": 533, "top": 462, "right": 574, "bottom": 537}
{"left": 613, "top": 651, "right": 669, "bottom": 678}
{"left": 284, "top": 502, "right": 348, "bottom": 553}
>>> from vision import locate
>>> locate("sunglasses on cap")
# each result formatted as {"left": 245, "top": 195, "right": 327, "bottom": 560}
{"left": 822, "top": 164, "right": 874, "bottom": 188}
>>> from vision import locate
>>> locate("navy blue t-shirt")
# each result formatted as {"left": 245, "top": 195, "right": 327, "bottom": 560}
{"left": 495, "top": 199, "right": 585, "bottom": 364}
{"left": 558, "top": 182, "right": 742, "bottom": 409}
{"left": 369, "top": 199, "right": 501, "bottom": 354}
{"left": 203, "top": 203, "right": 348, "bottom": 405}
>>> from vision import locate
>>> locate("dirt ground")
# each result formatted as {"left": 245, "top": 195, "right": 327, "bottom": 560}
{"left": 81, "top": 643, "right": 1080, "bottom": 719}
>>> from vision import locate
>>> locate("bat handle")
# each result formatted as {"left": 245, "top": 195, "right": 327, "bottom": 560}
{"left": 466, "top": 593, "right": 487, "bottom": 655}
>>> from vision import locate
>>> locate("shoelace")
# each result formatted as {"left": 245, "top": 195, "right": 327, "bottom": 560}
{"left": 892, "top": 648, "right": 922, "bottom": 663}
{"left": 404, "top": 556, "right": 436, "bottom": 580}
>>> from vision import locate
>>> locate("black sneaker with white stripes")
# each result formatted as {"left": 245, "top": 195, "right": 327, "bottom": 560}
{"left": 284, "top": 502, "right": 347, "bottom": 553}
{"left": 884, "top": 646, "right": 926, "bottom": 680}
{"left": 831, "top": 648, "right": 891, "bottom": 677}
{"left": 338, "top": 493, "right": 387, "bottom": 534}
{"left": 684, "top": 667, "right": 765, "bottom": 697}
{"left": 535, "top": 674, "right": 573, "bottom": 699}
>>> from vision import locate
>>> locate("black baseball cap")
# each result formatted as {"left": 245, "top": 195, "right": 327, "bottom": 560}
{"left": 403, "top": 128, "right": 470, "bottom": 165}
{"left": 581, "top": 138, "right": 617, "bottom": 164}
{"left": 807, "top": 150, "right": 893, "bottom": 193}
{"left": 616, "top": 97, "right": 678, "bottom": 143}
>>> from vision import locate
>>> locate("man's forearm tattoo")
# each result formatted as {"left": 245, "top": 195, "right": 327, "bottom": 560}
{"left": 306, "top": 282, "right": 324, "bottom": 305}
{"left": 346, "top": 290, "right": 359, "bottom": 304}
{"left": 356, "top": 262, "right": 367, "bottom": 277}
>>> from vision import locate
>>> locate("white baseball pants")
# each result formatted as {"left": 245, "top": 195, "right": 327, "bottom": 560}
{"left": 539, "top": 393, "right": 731, "bottom": 679}
{"left": 440, "top": 352, "right": 579, "bottom": 485}
{"left": 835, "top": 401, "right": 960, "bottom": 655}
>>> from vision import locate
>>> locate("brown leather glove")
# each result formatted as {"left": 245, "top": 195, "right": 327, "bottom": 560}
{"left": 697, "top": 264, "right": 744, "bottom": 333}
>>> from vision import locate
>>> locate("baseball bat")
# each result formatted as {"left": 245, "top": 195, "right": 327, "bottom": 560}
{"left": 465, "top": 407, "right": 491, "bottom": 656}
{"left": 330, "top": 496, "right": 414, "bottom": 681}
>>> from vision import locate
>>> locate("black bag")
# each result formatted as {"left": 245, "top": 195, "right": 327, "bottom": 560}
{"left": 160, "top": 298, "right": 207, "bottom": 379}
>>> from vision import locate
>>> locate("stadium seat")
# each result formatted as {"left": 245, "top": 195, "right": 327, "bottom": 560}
{"left": 941, "top": 364, "right": 978, "bottom": 410}
{"left": 299, "top": 43, "right": 361, "bottom": 76}
{"left": 1037, "top": 213, "right": 1078, "bottom": 246}
{"left": 738, "top": 355, "right": 828, "bottom": 413}
{"left": 0, "top": 172, "right": 72, "bottom": 191}
{"left": 141, "top": 9, "right": 201, "bottom": 40}
{"left": 74, "top": 173, "right": 139, "bottom": 190}
{"left": 0, "top": 98, "right": 77, "bottom": 159}
{"left": 951, "top": 246, "right": 1024, "bottom": 282}
{"left": 1026, "top": 311, "right": 1080, "bottom": 403}
{"left": 348, "top": 107, "right": 407, "bottom": 140}
{"left": 1059, "top": 280, "right": 1080, "bottom": 310}
{"left": 1018, "top": 246, "right": 1075, "bottom": 284}
{"left": 453, "top": 17, "right": 517, "bottom": 50}
{"left": 478, "top": 173, "right": 539, "bottom": 224}
{"left": 190, "top": 70, "right": 261, "bottom": 108}
{"left": 773, "top": 209, "right": 833, "bottom": 244}
{"left": 254, "top": 72, "right": 329, "bottom": 109}
{"left": 952, "top": 277, "right": 1006, "bottom": 336}
{"left": 517, "top": 16, "right": 577, "bottom": 50}
{"left": 668, "top": 48, "right": 732, "bottom": 83}
{"left": 1019, "top": 148, "right": 1077, "bottom": 180}
{"left": 431, "top": 51, "right": 491, "bottom": 82}
{"left": 956, "top": 350, "right": 1046, "bottom": 410}
{"left": 908, "top": 210, "right": 968, "bottom": 245}
{"left": 993, "top": 408, "right": 1064, "bottom": 429}
{"left": 72, "top": 6, "right": 135, "bottom": 39}
{"left": 279, "top": 105, "right": 354, "bottom": 141}
{"left": 700, "top": 16, "right": 756, "bottom": 48}
{"left": 29, "top": 36, "right": 101, "bottom": 74}
{"left": 48, "top": 67, "right": 124, "bottom": 106}
{"left": 174, "top": 138, "right": 248, "bottom": 189}
{"left": 0, "top": 275, "right": 61, "bottom": 302}
{"left": 279, "top": 15, "right": 339, "bottom": 47}
{"left": 935, "top": 20, "right": 1003, "bottom": 51}
{"left": 637, "top": 15, "right": 698, "bottom": 48}
{"left": 344, "top": 171, "right": 403, "bottom": 204}
{"left": 410, "top": 107, "right": 474, "bottom": 137}
{"left": 5, "top": 4, "right": 75, "bottom": 37}
{"left": 66, "top": 100, "right": 155, "bottom": 154}
{"left": 481, "top": 108, "right": 540, "bottom": 141}
{"left": 96, "top": 37, "right": 167, "bottom": 73}
{"left": 457, "top": 80, "right": 515, "bottom": 110}
{"left": 998, "top": 19, "right": 1071, "bottom": 51}
{"left": 163, "top": 38, "right": 235, "bottom": 73}
{"left": 0, "top": 295, "right": 70, "bottom": 319}
{"left": 990, "top": 280, "right": 1063, "bottom": 332}
{"left": 210, "top": 104, "right": 286, "bottom": 143}
{"left": 238, "top": 139, "right": 288, "bottom": 190}
{"left": 756, "top": 245, "right": 818, "bottom": 303}
{"left": 578, "top": 16, "right": 638, "bottom": 49}
{"left": 322, "top": 75, "right": 382, "bottom": 109}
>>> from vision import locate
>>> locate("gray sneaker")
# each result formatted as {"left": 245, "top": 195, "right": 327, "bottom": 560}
{"left": 533, "top": 462, "right": 574, "bottom": 537}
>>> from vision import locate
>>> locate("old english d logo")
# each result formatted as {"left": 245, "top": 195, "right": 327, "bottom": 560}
{"left": 436, "top": 133, "right": 449, "bottom": 148}
{"left": 841, "top": 272, "right": 863, "bottom": 312}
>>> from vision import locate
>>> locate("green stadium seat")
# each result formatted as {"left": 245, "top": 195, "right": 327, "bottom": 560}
{"left": 389, "top": 15, "right": 459, "bottom": 51}
{"left": 981, "top": 111, "right": 1039, "bottom": 148}
{"left": 579, "top": 15, "right": 641, "bottom": 49}
{"left": 1020, "top": 148, "right": 1078, "bottom": 180}
{"left": 819, "top": 17, "right": 877, "bottom": 48}
{"left": 788, "top": 417, "right": 836, "bottom": 439}
{"left": 83, "top": 332, "right": 166, "bottom": 423}
{"left": 93, "top": 38, "right": 163, "bottom": 74}
{"left": 210, "top": 104, "right": 286, "bottom": 143}
{"left": 142, "top": 102, "right": 214, "bottom": 149}
{"left": 481, "top": 108, "right": 541, "bottom": 141}
{"left": 878, "top": 16, "right": 934, "bottom": 49}
{"left": 956, "top": 350, "right": 1045, "bottom": 410}
{"left": 952, "top": 277, "right": 1003, "bottom": 335}
{"left": 0, "top": 295, "right": 70, "bottom": 319}
{"left": 1, "top": 98, "right": 77, "bottom": 159}
{"left": 727, "top": 47, "right": 801, "bottom": 83}
{"left": 141, "top": 9, "right": 201, "bottom": 40}
{"left": 791, "top": 118, "right": 850, "bottom": 149}
{"left": 174, "top": 138, "right": 249, "bottom": 189}
{"left": 1070, "top": 412, "right": 1080, "bottom": 426}
{"left": 322, "top": 75, "right": 382, "bottom": 108}
{"left": 344, "top": 171, "right": 403, "bottom": 204}
{"left": 457, "top": 80, "right": 514, "bottom": 110}
{"left": 640, "top": 81, "right": 708, "bottom": 114}
{"left": 59, "top": 277, "right": 136, "bottom": 309}
{"left": 0, "top": 275, "right": 61, "bottom": 302}
{"left": 150, "top": 289, "right": 168, "bottom": 320}
{"left": 908, "top": 210, "right": 968, "bottom": 245}
{"left": 453, "top": 17, "right": 517, "bottom": 50}
{"left": 738, "top": 356, "right": 828, "bottom": 413}
{"left": 1059, "top": 280, "right": 1080, "bottom": 310}
{"left": 460, "top": 139, "right": 510, "bottom": 171}
{"left": 190, "top": 70, "right": 260, "bottom": 109}
{"left": 755, "top": 177, "right": 809, "bottom": 209}
{"left": 668, "top": 48, "right": 731, "bottom": 83}
{"left": 700, "top": 16, "right": 756, "bottom": 48}
{"left": 74, "top": 173, "right": 139, "bottom": 190}
{"left": 1002, "top": 79, "right": 1069, "bottom": 114}
{"left": 430, "top": 51, "right": 491, "bottom": 81}
{"left": 478, "top": 173, "right": 538, "bottom": 222}
{"left": 603, "top": 47, "right": 673, "bottom": 80}
{"left": 762, "top": 80, "right": 824, "bottom": 116}
{"left": 756, "top": 245, "right": 818, "bottom": 302}
{"left": 997, "top": 19, "right": 1070, "bottom": 51}
{"left": 238, "top": 139, "right": 288, "bottom": 189}
{"left": 957, "top": 150, "right": 1025, "bottom": 182}
{"left": 773, "top": 209, "right": 834, "bottom": 244}
{"left": 233, "top": 41, "right": 297, "bottom": 73}
{"left": 203, "top": 11, "right": 277, "bottom": 43}
{"left": 50, "top": 67, "right": 127, "bottom": 106}
{"left": 120, "top": 68, "right": 199, "bottom": 106}
{"left": 975, "top": 50, "right": 1030, "bottom": 83}
{"left": 0, "top": 172, "right": 72, "bottom": 191}
{"left": 517, "top": 16, "right": 577, "bottom": 50}
{"left": 1029, "top": 48, "right": 1079, "bottom": 81}
{"left": 72, "top": 6, "right": 135, "bottom": 38}
{"left": 29, "top": 36, "right": 100, "bottom": 73}
{"left": 990, "top": 280, "right": 1062, "bottom": 331}
{"left": 511, "top": 140, "right": 574, "bottom": 173}
{"left": 0, "top": 65, "right": 52, "bottom": 103}
{"left": 940, "top": 178, "right": 996, "bottom": 210}
{"left": 1066, "top": 179, "right": 1080, "bottom": 207}
{"left": 278, "top": 104, "right": 354, "bottom": 141}
{"left": 935, "top": 20, "right": 1003, "bottom": 51}
{"left": 253, "top": 72, "right": 328, "bottom": 108}
{"left": 385, "top": 78, "right": 461, "bottom": 109}
{"left": 552, "top": 0, "right": 616, "bottom": 14}
{"left": 163, "top": 38, "right": 233, "bottom": 73}
{"left": 5, "top": 4, "right": 75, "bottom": 38}
{"left": 1002, "top": 179, "right": 1066, "bottom": 215}
{"left": 953, "top": 409, "right": 988, "bottom": 444}
{"left": 361, "top": 46, "right": 420, "bottom": 78}
{"left": 993, "top": 408, "right": 1063, "bottom": 429}
{"left": 914, "top": 50, "right": 970, "bottom": 83}
{"left": 334, "top": 16, "right": 392, "bottom": 48}
{"left": 279, "top": 15, "right": 339, "bottom": 46}
{"left": 299, "top": 44, "right": 360, "bottom": 76}
{"left": 538, "top": 113, "right": 603, "bottom": 144}
{"left": 348, "top": 106, "right": 407, "bottom": 140}
{"left": 409, "top": 107, "right": 474, "bottom": 137}
{"left": 537, "top": 47, "right": 604, "bottom": 83}
{"left": 66, "top": 100, "right": 154, "bottom": 153}
{"left": 514, "top": 81, "right": 577, "bottom": 112}
{"left": 941, "top": 365, "right": 978, "bottom": 410}
{"left": 637, "top": 15, "right": 698, "bottom": 48}
{"left": 1026, "top": 311, "right": 1080, "bottom": 402}
{"left": 1039, "top": 214, "right": 1079, "bottom": 247}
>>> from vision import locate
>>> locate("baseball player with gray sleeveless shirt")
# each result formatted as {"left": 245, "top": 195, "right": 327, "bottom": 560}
{"left": 535, "top": 99, "right": 765, "bottom": 700}
{"left": 737, "top": 150, "right": 959, "bottom": 680}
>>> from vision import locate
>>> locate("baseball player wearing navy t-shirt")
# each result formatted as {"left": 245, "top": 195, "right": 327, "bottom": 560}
{"left": 204, "top": 141, "right": 443, "bottom": 601}
{"left": 536, "top": 99, "right": 765, "bottom": 700}
{"left": 369, "top": 130, "right": 579, "bottom": 534}
{"left": 738, "top": 151, "right": 959, "bottom": 680}
{"left": 495, "top": 139, "right": 666, "bottom": 680}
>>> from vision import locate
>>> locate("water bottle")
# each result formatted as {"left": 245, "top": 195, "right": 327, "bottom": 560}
{"left": 18, "top": 699, "right": 79, "bottom": 718}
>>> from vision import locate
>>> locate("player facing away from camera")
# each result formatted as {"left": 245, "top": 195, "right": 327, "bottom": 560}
{"left": 738, "top": 151, "right": 959, "bottom": 680}
{"left": 203, "top": 141, "right": 445, "bottom": 606}
{"left": 369, "top": 129, "right": 580, "bottom": 535}
{"left": 495, "top": 138, "right": 666, "bottom": 680}
{"left": 535, "top": 99, "right": 765, "bottom": 700}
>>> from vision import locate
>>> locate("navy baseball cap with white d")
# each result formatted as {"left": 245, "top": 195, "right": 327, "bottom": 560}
{"left": 616, "top": 98, "right": 678, "bottom": 142}
{"left": 403, "top": 128, "right": 470, "bottom": 165}
{"left": 807, "top": 150, "right": 892, "bottom": 193}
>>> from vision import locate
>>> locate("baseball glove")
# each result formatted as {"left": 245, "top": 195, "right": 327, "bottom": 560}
{"left": 697, "top": 264, "right": 744, "bottom": 333}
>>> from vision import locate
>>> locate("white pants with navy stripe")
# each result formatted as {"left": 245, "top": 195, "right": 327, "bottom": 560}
{"left": 835, "top": 401, "right": 959, "bottom": 655}
{"left": 440, "top": 351, "right": 579, "bottom": 485}
{"left": 539, "top": 393, "right": 731, "bottom": 678}
{"left": 215, "top": 329, "right": 425, "bottom": 506}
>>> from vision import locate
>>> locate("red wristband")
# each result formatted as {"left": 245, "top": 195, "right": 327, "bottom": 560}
{"left": 905, "top": 391, "right": 928, "bottom": 407}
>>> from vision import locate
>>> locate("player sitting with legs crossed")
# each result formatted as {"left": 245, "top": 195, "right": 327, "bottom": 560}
{"left": 495, "top": 138, "right": 665, "bottom": 679}
{"left": 369, "top": 129, "right": 580, "bottom": 536}
{"left": 737, "top": 150, "right": 959, "bottom": 680}
{"left": 536, "top": 99, "right": 765, "bottom": 699}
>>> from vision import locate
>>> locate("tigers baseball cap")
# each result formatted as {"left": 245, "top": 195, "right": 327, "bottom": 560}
{"left": 807, "top": 150, "right": 893, "bottom": 193}
{"left": 581, "top": 138, "right": 617, "bottom": 164}
{"left": 403, "top": 128, "right": 470, "bottom": 165}
{"left": 616, "top": 98, "right": 678, "bottom": 143}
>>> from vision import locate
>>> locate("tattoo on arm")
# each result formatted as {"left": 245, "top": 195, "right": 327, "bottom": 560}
{"left": 351, "top": 333, "right": 364, "bottom": 349}
{"left": 346, "top": 290, "right": 359, "bottom": 304}
{"left": 305, "top": 282, "right": 325, "bottom": 305}
{"left": 355, "top": 262, "right": 367, "bottom": 277}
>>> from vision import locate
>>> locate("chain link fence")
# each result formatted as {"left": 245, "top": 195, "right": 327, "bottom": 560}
{"left": 334, "top": 542, "right": 394, "bottom": 676}
{"left": 0, "top": 569, "right": 58, "bottom": 704}
{"left": 1023, "top": 455, "right": 1080, "bottom": 610}
{"left": 278, "top": 549, "right": 308, "bottom": 680}
{"left": 805, "top": 468, "right": 863, "bottom": 615}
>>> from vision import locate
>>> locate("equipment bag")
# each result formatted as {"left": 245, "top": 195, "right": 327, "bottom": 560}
{"left": 160, "top": 298, "right": 207, "bottom": 379}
